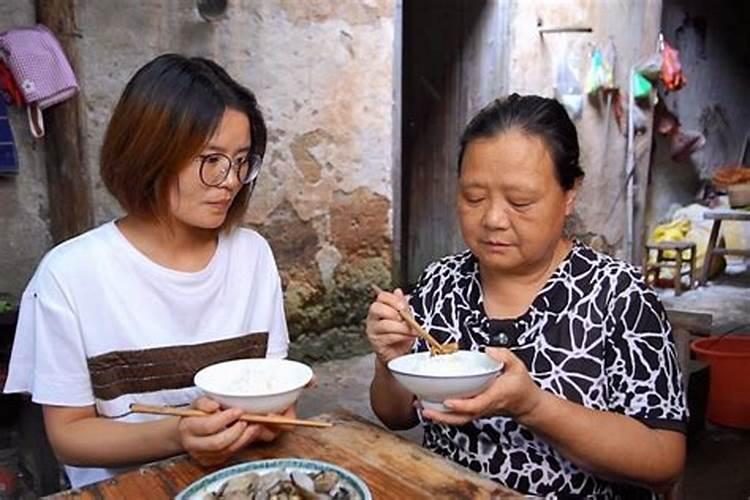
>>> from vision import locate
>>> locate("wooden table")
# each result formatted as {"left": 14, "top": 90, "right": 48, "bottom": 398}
{"left": 700, "top": 209, "right": 750, "bottom": 285}
{"left": 45, "top": 411, "right": 521, "bottom": 499}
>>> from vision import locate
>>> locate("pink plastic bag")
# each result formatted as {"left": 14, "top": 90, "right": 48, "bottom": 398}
{"left": 0, "top": 24, "right": 79, "bottom": 138}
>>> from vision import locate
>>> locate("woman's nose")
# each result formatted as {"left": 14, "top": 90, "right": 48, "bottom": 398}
{"left": 482, "top": 200, "right": 511, "bottom": 229}
{"left": 218, "top": 166, "right": 242, "bottom": 190}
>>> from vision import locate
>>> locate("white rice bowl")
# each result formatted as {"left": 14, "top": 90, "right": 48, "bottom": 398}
{"left": 388, "top": 350, "right": 503, "bottom": 412}
{"left": 194, "top": 358, "right": 313, "bottom": 414}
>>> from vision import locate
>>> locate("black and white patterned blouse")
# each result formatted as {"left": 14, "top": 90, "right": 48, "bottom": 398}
{"left": 408, "top": 242, "right": 687, "bottom": 499}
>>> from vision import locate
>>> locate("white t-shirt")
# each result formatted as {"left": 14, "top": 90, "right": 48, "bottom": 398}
{"left": 3, "top": 221, "right": 289, "bottom": 488}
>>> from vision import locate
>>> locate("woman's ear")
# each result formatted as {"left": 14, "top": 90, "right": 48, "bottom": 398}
{"left": 563, "top": 180, "right": 581, "bottom": 216}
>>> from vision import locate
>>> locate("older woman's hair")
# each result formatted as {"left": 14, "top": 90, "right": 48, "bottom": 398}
{"left": 458, "top": 94, "right": 584, "bottom": 190}
{"left": 100, "top": 53, "right": 267, "bottom": 229}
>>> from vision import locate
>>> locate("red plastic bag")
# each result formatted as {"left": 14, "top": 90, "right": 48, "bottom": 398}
{"left": 661, "top": 41, "right": 686, "bottom": 92}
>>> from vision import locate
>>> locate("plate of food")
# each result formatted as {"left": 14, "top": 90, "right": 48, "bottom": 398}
{"left": 176, "top": 458, "right": 372, "bottom": 500}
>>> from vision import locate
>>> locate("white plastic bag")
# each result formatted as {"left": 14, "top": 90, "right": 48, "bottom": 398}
{"left": 555, "top": 45, "right": 583, "bottom": 119}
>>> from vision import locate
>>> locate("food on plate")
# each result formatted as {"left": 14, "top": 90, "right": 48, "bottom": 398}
{"left": 204, "top": 468, "right": 358, "bottom": 500}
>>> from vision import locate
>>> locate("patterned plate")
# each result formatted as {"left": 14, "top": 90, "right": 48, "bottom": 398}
{"left": 175, "top": 458, "right": 372, "bottom": 500}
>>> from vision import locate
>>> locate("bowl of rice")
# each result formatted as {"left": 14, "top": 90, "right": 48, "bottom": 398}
{"left": 194, "top": 358, "right": 313, "bottom": 414}
{"left": 388, "top": 350, "right": 502, "bottom": 412}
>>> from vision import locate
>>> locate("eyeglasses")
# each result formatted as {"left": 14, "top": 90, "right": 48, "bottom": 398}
{"left": 195, "top": 152, "right": 262, "bottom": 187}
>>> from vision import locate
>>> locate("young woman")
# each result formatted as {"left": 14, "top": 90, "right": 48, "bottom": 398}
{"left": 366, "top": 94, "right": 686, "bottom": 498}
{"left": 4, "top": 54, "right": 291, "bottom": 488}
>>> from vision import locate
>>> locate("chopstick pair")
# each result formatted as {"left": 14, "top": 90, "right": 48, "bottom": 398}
{"left": 129, "top": 404, "right": 332, "bottom": 428}
{"left": 370, "top": 284, "right": 458, "bottom": 355}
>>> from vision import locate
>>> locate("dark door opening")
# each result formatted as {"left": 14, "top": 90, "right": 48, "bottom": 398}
{"left": 400, "top": 0, "right": 510, "bottom": 284}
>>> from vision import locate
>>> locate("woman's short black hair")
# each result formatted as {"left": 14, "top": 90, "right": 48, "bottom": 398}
{"left": 458, "top": 94, "right": 584, "bottom": 190}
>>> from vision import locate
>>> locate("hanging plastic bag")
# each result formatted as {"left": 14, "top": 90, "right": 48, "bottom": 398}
{"left": 585, "top": 48, "right": 606, "bottom": 95}
{"left": 662, "top": 40, "right": 686, "bottom": 91}
{"left": 601, "top": 40, "right": 617, "bottom": 90}
{"left": 636, "top": 52, "right": 662, "bottom": 81}
{"left": 555, "top": 46, "right": 583, "bottom": 119}
{"left": 585, "top": 41, "right": 616, "bottom": 96}
{"left": 633, "top": 72, "right": 653, "bottom": 100}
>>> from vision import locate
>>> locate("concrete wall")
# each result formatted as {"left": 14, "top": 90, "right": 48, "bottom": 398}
{"left": 645, "top": 0, "right": 750, "bottom": 232}
{"left": 506, "top": 0, "right": 663, "bottom": 258}
{"left": 2, "top": 1, "right": 396, "bottom": 360}
{"left": 0, "top": 1, "right": 52, "bottom": 300}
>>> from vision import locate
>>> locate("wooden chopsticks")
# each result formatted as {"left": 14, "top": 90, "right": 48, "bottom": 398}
{"left": 129, "top": 404, "right": 333, "bottom": 428}
{"left": 371, "top": 284, "right": 458, "bottom": 355}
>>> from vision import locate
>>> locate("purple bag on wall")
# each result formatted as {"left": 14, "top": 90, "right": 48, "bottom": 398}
{"left": 0, "top": 24, "right": 79, "bottom": 138}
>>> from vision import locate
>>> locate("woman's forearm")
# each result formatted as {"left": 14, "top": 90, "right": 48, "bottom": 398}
{"left": 370, "top": 358, "right": 419, "bottom": 430}
{"left": 44, "top": 409, "right": 183, "bottom": 467}
{"left": 518, "top": 391, "right": 685, "bottom": 491}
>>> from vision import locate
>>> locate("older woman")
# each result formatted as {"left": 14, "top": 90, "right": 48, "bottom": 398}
{"left": 367, "top": 94, "right": 686, "bottom": 498}
{"left": 4, "top": 54, "right": 290, "bottom": 488}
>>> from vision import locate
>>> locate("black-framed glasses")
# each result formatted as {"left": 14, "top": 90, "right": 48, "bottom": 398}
{"left": 195, "top": 152, "right": 262, "bottom": 187}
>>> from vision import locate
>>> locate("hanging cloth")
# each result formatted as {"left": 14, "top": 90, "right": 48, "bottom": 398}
{"left": 0, "top": 24, "right": 79, "bottom": 138}
{"left": 654, "top": 97, "right": 679, "bottom": 135}
{"left": 670, "top": 129, "right": 706, "bottom": 161}
{"left": 0, "top": 60, "right": 24, "bottom": 106}
{"left": 0, "top": 99, "right": 18, "bottom": 175}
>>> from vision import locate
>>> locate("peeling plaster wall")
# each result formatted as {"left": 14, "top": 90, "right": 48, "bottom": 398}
{"left": 73, "top": 0, "right": 395, "bottom": 358}
{"left": 0, "top": 1, "right": 52, "bottom": 300}
{"left": 0, "top": 1, "right": 394, "bottom": 359}
{"left": 507, "top": 0, "right": 662, "bottom": 258}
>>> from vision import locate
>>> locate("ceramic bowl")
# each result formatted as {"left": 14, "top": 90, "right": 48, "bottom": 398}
{"left": 194, "top": 358, "right": 313, "bottom": 414}
{"left": 387, "top": 350, "right": 502, "bottom": 412}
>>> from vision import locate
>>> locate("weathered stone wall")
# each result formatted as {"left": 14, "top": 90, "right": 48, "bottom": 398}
{"left": 0, "top": 1, "right": 51, "bottom": 301}
{"left": 1, "top": 1, "right": 395, "bottom": 360}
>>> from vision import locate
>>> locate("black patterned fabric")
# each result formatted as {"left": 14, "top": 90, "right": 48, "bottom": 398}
{"left": 408, "top": 242, "right": 687, "bottom": 499}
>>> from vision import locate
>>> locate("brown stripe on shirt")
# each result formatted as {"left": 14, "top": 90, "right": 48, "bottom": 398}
{"left": 87, "top": 332, "right": 269, "bottom": 401}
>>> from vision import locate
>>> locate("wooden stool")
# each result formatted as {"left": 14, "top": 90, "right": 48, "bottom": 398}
{"left": 642, "top": 241, "right": 696, "bottom": 296}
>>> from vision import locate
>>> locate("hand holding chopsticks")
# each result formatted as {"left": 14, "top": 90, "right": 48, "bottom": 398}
{"left": 130, "top": 404, "right": 332, "bottom": 428}
{"left": 370, "top": 284, "right": 458, "bottom": 356}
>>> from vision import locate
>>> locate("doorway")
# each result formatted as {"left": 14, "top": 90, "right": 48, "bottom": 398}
{"left": 399, "top": 0, "right": 511, "bottom": 284}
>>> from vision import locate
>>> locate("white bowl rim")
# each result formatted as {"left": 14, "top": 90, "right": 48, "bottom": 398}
{"left": 387, "top": 351, "right": 503, "bottom": 379}
{"left": 194, "top": 358, "right": 313, "bottom": 397}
